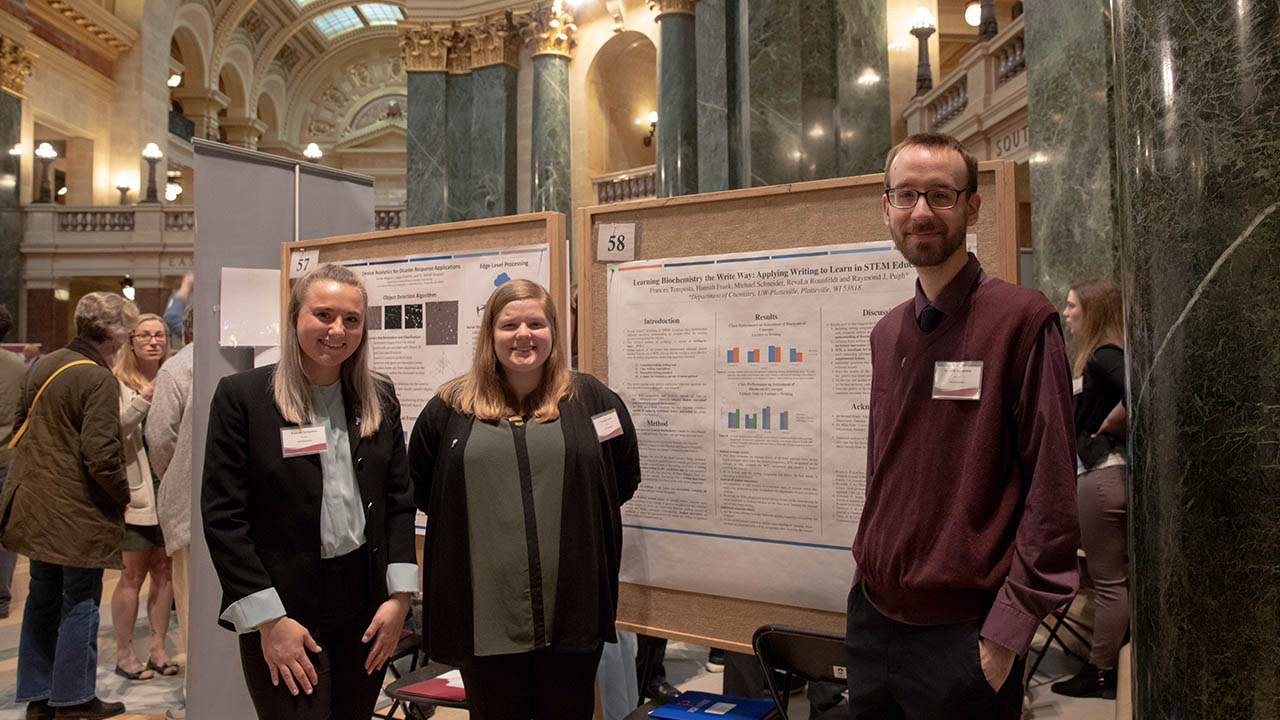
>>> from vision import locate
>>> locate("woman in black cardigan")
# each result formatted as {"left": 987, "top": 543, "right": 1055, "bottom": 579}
{"left": 203, "top": 264, "right": 417, "bottom": 719}
{"left": 409, "top": 279, "right": 641, "bottom": 720}
{"left": 1053, "top": 277, "right": 1128, "bottom": 699}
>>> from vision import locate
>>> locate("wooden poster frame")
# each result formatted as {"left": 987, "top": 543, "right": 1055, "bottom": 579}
{"left": 575, "top": 162, "right": 1018, "bottom": 653}
{"left": 279, "top": 211, "right": 570, "bottom": 349}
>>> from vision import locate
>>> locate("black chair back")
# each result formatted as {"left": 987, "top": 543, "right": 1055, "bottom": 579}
{"left": 752, "top": 624, "right": 848, "bottom": 720}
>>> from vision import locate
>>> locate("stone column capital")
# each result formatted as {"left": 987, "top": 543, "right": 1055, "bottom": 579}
{"left": 0, "top": 34, "right": 35, "bottom": 95}
{"left": 647, "top": 0, "right": 698, "bottom": 19}
{"left": 520, "top": 1, "right": 576, "bottom": 59}
{"left": 397, "top": 20, "right": 453, "bottom": 72}
{"left": 467, "top": 12, "right": 521, "bottom": 68}
{"left": 446, "top": 28, "right": 473, "bottom": 74}
{"left": 220, "top": 115, "right": 268, "bottom": 149}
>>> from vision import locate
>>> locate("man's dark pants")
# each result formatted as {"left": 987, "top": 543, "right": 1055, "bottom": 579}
{"left": 844, "top": 585, "right": 1025, "bottom": 720}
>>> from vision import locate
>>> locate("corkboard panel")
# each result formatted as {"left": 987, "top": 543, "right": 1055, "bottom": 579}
{"left": 574, "top": 163, "right": 1016, "bottom": 648}
{"left": 576, "top": 162, "right": 1017, "bottom": 382}
{"left": 279, "top": 212, "right": 569, "bottom": 341}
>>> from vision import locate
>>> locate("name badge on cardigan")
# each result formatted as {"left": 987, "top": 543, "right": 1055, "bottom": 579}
{"left": 281, "top": 425, "right": 327, "bottom": 457}
{"left": 932, "top": 361, "right": 983, "bottom": 400}
{"left": 591, "top": 409, "right": 624, "bottom": 441}
{"left": 1073, "top": 377, "right": 1084, "bottom": 395}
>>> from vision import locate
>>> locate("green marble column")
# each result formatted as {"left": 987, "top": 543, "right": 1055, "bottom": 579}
{"left": 530, "top": 53, "right": 570, "bottom": 220}
{"left": 656, "top": 5, "right": 698, "bottom": 197}
{"left": 445, "top": 72, "right": 473, "bottom": 222}
{"left": 747, "top": 0, "right": 804, "bottom": 186}
{"left": 1024, "top": 0, "right": 1117, "bottom": 309}
{"left": 469, "top": 63, "right": 518, "bottom": 218}
{"left": 1112, "top": 1, "right": 1280, "bottom": 717}
{"left": 407, "top": 70, "right": 448, "bottom": 226}
{"left": 696, "top": 0, "right": 738, "bottom": 191}
{"left": 0, "top": 89, "right": 21, "bottom": 340}
{"left": 835, "top": 0, "right": 890, "bottom": 176}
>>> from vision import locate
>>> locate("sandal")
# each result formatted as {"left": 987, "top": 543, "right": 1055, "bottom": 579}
{"left": 147, "top": 658, "right": 181, "bottom": 676}
{"left": 114, "top": 663, "right": 156, "bottom": 680}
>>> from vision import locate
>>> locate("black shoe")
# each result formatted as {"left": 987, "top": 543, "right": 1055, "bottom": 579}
{"left": 705, "top": 648, "right": 725, "bottom": 673}
{"left": 26, "top": 700, "right": 54, "bottom": 720}
{"left": 647, "top": 680, "right": 681, "bottom": 704}
{"left": 53, "top": 698, "right": 126, "bottom": 719}
{"left": 1050, "top": 663, "right": 1117, "bottom": 699}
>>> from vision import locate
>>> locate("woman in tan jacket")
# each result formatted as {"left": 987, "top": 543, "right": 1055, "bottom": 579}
{"left": 111, "top": 312, "right": 178, "bottom": 680}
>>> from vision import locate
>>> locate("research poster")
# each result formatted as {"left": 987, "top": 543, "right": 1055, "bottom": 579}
{"left": 346, "top": 244, "right": 550, "bottom": 534}
{"left": 608, "top": 241, "right": 915, "bottom": 612}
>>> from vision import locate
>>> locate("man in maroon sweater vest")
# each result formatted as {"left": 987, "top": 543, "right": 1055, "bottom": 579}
{"left": 845, "top": 133, "right": 1079, "bottom": 718}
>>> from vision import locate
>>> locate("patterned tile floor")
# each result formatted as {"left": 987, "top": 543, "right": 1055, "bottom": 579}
{"left": 0, "top": 556, "right": 1117, "bottom": 720}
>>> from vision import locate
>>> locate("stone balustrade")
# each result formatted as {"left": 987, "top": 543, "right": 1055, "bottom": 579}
{"left": 591, "top": 165, "right": 657, "bottom": 205}
{"left": 22, "top": 204, "right": 196, "bottom": 284}
{"left": 375, "top": 206, "right": 404, "bottom": 231}
{"left": 903, "top": 14, "right": 1029, "bottom": 161}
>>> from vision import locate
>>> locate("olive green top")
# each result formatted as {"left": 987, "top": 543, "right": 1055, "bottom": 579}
{"left": 464, "top": 416, "right": 565, "bottom": 656}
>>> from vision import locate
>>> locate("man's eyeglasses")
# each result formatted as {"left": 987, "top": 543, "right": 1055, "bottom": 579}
{"left": 884, "top": 187, "right": 970, "bottom": 210}
{"left": 131, "top": 332, "right": 168, "bottom": 342}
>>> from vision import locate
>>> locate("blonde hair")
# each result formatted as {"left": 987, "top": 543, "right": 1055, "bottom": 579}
{"left": 1068, "top": 277, "right": 1125, "bottom": 377}
{"left": 273, "top": 263, "right": 384, "bottom": 437}
{"left": 75, "top": 291, "right": 138, "bottom": 344}
{"left": 113, "top": 313, "right": 167, "bottom": 392}
{"left": 437, "top": 279, "right": 574, "bottom": 421}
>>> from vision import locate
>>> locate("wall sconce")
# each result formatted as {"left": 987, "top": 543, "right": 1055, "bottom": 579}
{"left": 909, "top": 7, "right": 937, "bottom": 97}
{"left": 304, "top": 143, "right": 323, "bottom": 160}
{"left": 142, "top": 143, "right": 164, "bottom": 203}
{"left": 35, "top": 142, "right": 57, "bottom": 203}
{"left": 120, "top": 275, "right": 136, "bottom": 301}
{"left": 165, "top": 169, "right": 183, "bottom": 202}
{"left": 8, "top": 144, "right": 21, "bottom": 156}
{"left": 965, "top": 1, "right": 980, "bottom": 26}
{"left": 643, "top": 111, "right": 657, "bottom": 147}
{"left": 167, "top": 73, "right": 183, "bottom": 88}
{"left": 56, "top": 186, "right": 67, "bottom": 197}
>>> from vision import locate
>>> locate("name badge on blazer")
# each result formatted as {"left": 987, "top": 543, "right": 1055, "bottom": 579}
{"left": 281, "top": 425, "right": 327, "bottom": 458}
{"left": 932, "top": 361, "right": 983, "bottom": 401}
{"left": 591, "top": 409, "right": 624, "bottom": 442}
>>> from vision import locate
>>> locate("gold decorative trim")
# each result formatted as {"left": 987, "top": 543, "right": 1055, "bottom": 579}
{"left": 446, "top": 29, "right": 472, "bottom": 74}
{"left": 468, "top": 12, "right": 520, "bottom": 68}
{"left": 43, "top": 0, "right": 134, "bottom": 55}
{"left": 520, "top": 1, "right": 575, "bottom": 58}
{"left": 397, "top": 21, "right": 452, "bottom": 72}
{"left": 0, "top": 35, "right": 35, "bottom": 94}
{"left": 647, "top": 0, "right": 697, "bottom": 18}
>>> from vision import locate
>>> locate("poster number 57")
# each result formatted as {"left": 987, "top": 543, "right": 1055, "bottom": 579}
{"left": 597, "top": 222, "right": 637, "bottom": 262}
{"left": 289, "top": 249, "right": 320, "bottom": 279}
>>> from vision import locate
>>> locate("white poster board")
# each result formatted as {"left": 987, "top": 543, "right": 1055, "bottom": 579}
{"left": 608, "top": 241, "right": 915, "bottom": 612}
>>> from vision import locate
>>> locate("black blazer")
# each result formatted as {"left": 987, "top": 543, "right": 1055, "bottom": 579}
{"left": 202, "top": 364, "right": 416, "bottom": 631}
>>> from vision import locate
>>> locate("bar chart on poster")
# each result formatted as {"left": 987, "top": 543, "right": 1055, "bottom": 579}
{"left": 607, "top": 240, "right": 916, "bottom": 611}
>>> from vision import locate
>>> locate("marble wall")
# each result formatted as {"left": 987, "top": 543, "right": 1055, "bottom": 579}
{"left": 446, "top": 72, "right": 474, "bottom": 222}
{"left": 406, "top": 71, "right": 447, "bottom": 226}
{"left": 657, "top": 11, "right": 699, "bottom": 196}
{"left": 530, "top": 54, "right": 571, "bottom": 220}
{"left": 835, "top": 0, "right": 890, "bottom": 176}
{"left": 1024, "top": 0, "right": 1117, "bottom": 310}
{"left": 1111, "top": 1, "right": 1280, "bottom": 717}
{"left": 697, "top": 0, "right": 736, "bottom": 191}
{"left": 745, "top": 0, "right": 889, "bottom": 186}
{"left": 0, "top": 90, "right": 20, "bottom": 339}
{"left": 469, "top": 64, "right": 518, "bottom": 218}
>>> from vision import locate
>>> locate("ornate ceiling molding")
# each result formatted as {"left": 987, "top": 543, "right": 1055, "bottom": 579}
{"left": 0, "top": 35, "right": 35, "bottom": 95}
{"left": 36, "top": 0, "right": 137, "bottom": 59}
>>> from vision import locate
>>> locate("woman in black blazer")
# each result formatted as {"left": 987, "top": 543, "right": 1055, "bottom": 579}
{"left": 203, "top": 263, "right": 417, "bottom": 719}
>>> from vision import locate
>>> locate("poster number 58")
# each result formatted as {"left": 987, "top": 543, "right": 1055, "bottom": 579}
{"left": 597, "top": 222, "right": 637, "bottom": 262}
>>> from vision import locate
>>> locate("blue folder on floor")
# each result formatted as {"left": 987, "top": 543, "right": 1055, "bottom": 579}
{"left": 648, "top": 691, "right": 776, "bottom": 720}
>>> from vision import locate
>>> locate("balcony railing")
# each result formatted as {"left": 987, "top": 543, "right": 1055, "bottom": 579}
{"left": 591, "top": 165, "right": 657, "bottom": 205}
{"left": 57, "top": 209, "right": 135, "bottom": 232}
{"left": 169, "top": 111, "right": 195, "bottom": 142}
{"left": 904, "top": 13, "right": 1027, "bottom": 138}
{"left": 165, "top": 209, "right": 195, "bottom": 231}
{"left": 375, "top": 206, "right": 404, "bottom": 231}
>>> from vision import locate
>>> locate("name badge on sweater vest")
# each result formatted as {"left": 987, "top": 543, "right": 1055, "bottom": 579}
{"left": 932, "top": 361, "right": 983, "bottom": 400}
{"left": 281, "top": 425, "right": 327, "bottom": 457}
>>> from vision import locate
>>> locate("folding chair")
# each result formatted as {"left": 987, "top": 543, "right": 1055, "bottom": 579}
{"left": 383, "top": 661, "right": 466, "bottom": 719}
{"left": 1026, "top": 549, "right": 1093, "bottom": 681}
{"left": 752, "top": 624, "right": 848, "bottom": 720}
{"left": 373, "top": 627, "right": 424, "bottom": 719}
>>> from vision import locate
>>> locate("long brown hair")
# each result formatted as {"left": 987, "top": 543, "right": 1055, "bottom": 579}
{"left": 273, "top": 263, "right": 384, "bottom": 437}
{"left": 437, "top": 279, "right": 574, "bottom": 421}
{"left": 1068, "top": 277, "right": 1124, "bottom": 377}
{"left": 113, "top": 313, "right": 167, "bottom": 392}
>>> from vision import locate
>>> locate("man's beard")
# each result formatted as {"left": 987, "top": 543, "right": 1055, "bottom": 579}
{"left": 891, "top": 221, "right": 967, "bottom": 267}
